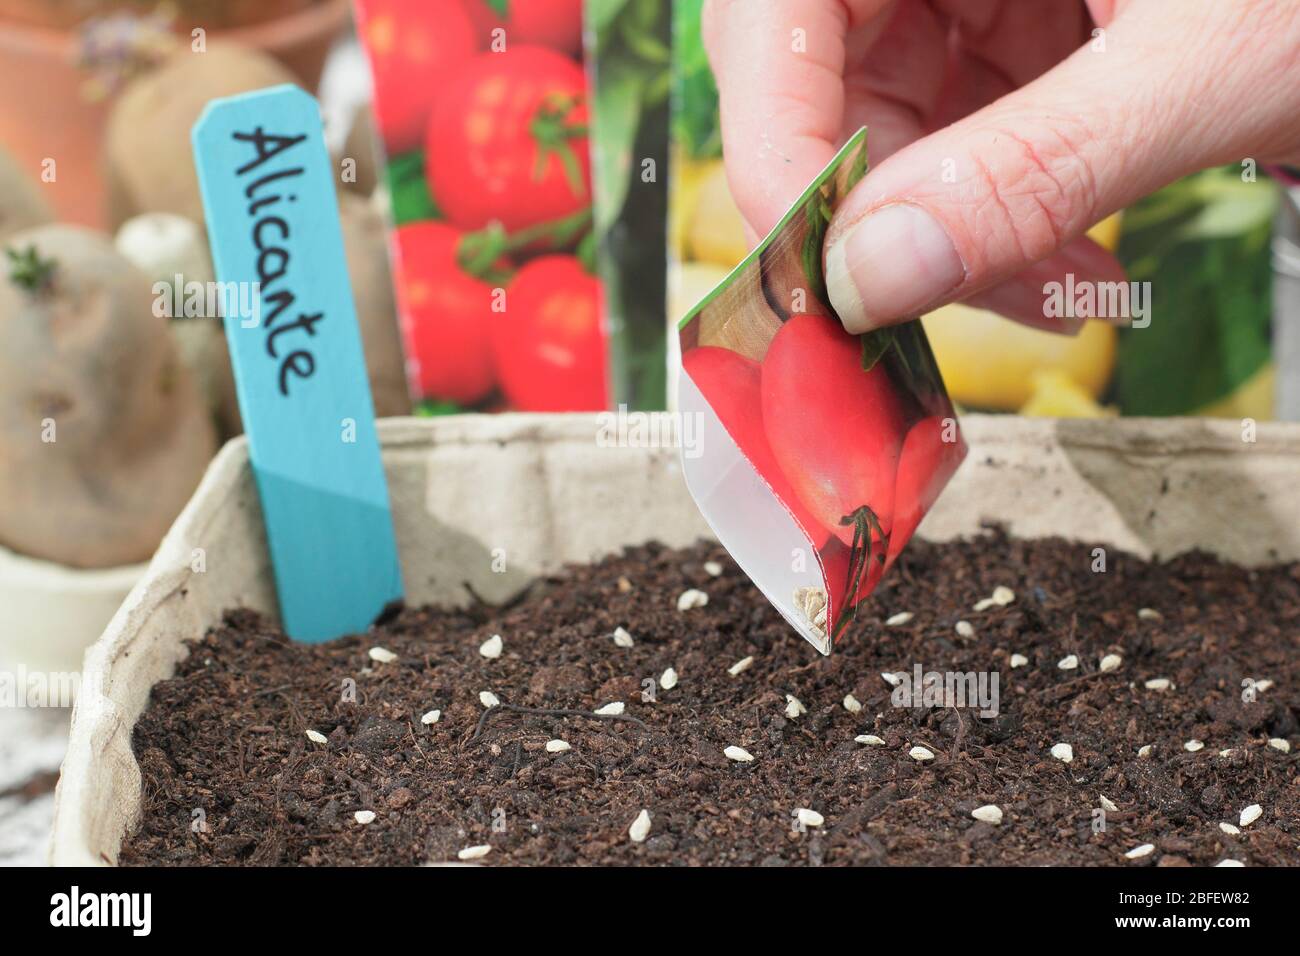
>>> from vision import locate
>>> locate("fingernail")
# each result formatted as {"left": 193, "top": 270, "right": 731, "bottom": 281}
{"left": 826, "top": 203, "right": 965, "bottom": 333}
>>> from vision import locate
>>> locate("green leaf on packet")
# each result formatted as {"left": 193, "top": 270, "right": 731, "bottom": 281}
{"left": 860, "top": 328, "right": 893, "bottom": 371}
{"left": 386, "top": 151, "right": 440, "bottom": 226}
{"left": 589, "top": 0, "right": 632, "bottom": 34}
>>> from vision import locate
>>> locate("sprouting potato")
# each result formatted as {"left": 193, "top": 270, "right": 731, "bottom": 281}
{"left": 0, "top": 144, "right": 53, "bottom": 242}
{"left": 115, "top": 212, "right": 233, "bottom": 432}
{"left": 105, "top": 44, "right": 297, "bottom": 230}
{"left": 0, "top": 224, "right": 217, "bottom": 568}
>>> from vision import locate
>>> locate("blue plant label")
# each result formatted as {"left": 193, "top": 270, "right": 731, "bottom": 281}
{"left": 192, "top": 84, "right": 403, "bottom": 642}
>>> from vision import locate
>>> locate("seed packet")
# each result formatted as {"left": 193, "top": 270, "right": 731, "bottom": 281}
{"left": 677, "top": 129, "right": 967, "bottom": 653}
{"left": 352, "top": 0, "right": 670, "bottom": 414}
{"left": 352, "top": 0, "right": 609, "bottom": 414}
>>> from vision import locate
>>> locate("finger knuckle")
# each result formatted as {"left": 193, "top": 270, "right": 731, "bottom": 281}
{"left": 969, "top": 122, "right": 1100, "bottom": 261}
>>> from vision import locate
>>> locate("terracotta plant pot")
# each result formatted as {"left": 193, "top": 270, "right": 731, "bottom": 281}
{"left": 0, "top": 0, "right": 350, "bottom": 227}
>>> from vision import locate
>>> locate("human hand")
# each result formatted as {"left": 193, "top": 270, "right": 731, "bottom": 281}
{"left": 703, "top": 0, "right": 1300, "bottom": 334}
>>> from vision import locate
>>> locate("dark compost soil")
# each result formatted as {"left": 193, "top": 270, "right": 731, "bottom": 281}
{"left": 120, "top": 532, "right": 1299, "bottom": 866}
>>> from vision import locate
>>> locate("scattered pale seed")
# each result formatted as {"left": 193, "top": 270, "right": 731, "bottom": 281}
{"left": 1185, "top": 739, "right": 1205, "bottom": 752}
{"left": 660, "top": 667, "right": 678, "bottom": 690}
{"left": 1050, "top": 743, "right": 1074, "bottom": 763}
{"left": 676, "top": 588, "right": 709, "bottom": 611}
{"left": 1219, "top": 749, "right": 1235, "bottom": 758}
{"left": 420, "top": 709, "right": 441, "bottom": 725}
{"left": 1240, "top": 804, "right": 1262, "bottom": 827}
{"left": 354, "top": 810, "right": 376, "bottom": 825}
{"left": 545, "top": 739, "right": 571, "bottom": 754}
{"left": 1255, "top": 679, "right": 1274, "bottom": 692}
{"left": 1215, "top": 859, "right": 1245, "bottom": 868}
{"left": 1124, "top": 843, "right": 1155, "bottom": 860}
{"left": 971, "top": 804, "right": 1003, "bottom": 825}
{"left": 458, "top": 845, "right": 491, "bottom": 861}
{"left": 886, "top": 611, "right": 914, "bottom": 626}
{"left": 973, "top": 597, "right": 997, "bottom": 612}
{"left": 1268, "top": 738, "right": 1291, "bottom": 753}
{"left": 1009, "top": 653, "right": 1029, "bottom": 668}
{"left": 1219, "top": 822, "right": 1240, "bottom": 835}
{"left": 1058, "top": 654, "right": 1078, "bottom": 671}
{"left": 1137, "top": 607, "right": 1162, "bottom": 621}
{"left": 882, "top": 671, "right": 904, "bottom": 687}
{"left": 479, "top": 634, "right": 503, "bottom": 659}
{"left": 1099, "top": 653, "right": 1123, "bottom": 673}
{"left": 955, "top": 620, "right": 975, "bottom": 638}
{"left": 612, "top": 626, "right": 634, "bottom": 648}
{"left": 1099, "top": 795, "right": 1119, "bottom": 813}
{"left": 629, "top": 809, "right": 652, "bottom": 843}
{"left": 1144, "top": 678, "right": 1172, "bottom": 691}
{"left": 796, "top": 808, "right": 824, "bottom": 828}
{"left": 368, "top": 646, "right": 397, "bottom": 664}
{"left": 1138, "top": 745, "right": 1153, "bottom": 758}
{"left": 728, "top": 656, "right": 754, "bottom": 676}
{"left": 724, "top": 745, "right": 754, "bottom": 762}
{"left": 909, "top": 746, "right": 935, "bottom": 761}
{"left": 855, "top": 735, "right": 885, "bottom": 746}
{"left": 306, "top": 729, "right": 328, "bottom": 745}
{"left": 843, "top": 694, "right": 863, "bottom": 714}
{"left": 594, "top": 701, "right": 625, "bottom": 716}
{"left": 992, "top": 586, "right": 1016, "bottom": 606}
{"left": 703, "top": 560, "right": 724, "bottom": 577}
{"left": 616, "top": 576, "right": 633, "bottom": 592}
{"left": 479, "top": 691, "right": 500, "bottom": 708}
{"left": 784, "top": 694, "right": 807, "bottom": 719}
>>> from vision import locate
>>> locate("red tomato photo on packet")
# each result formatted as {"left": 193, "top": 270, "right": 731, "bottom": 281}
{"left": 677, "top": 129, "right": 967, "bottom": 653}
{"left": 354, "top": 0, "right": 609, "bottom": 414}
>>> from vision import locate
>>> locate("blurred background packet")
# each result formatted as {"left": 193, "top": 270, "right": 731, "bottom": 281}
{"left": 353, "top": 0, "right": 669, "bottom": 417}
{"left": 0, "top": 0, "right": 1293, "bottom": 673}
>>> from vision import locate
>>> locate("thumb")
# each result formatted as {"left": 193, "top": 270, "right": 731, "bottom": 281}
{"left": 824, "top": 0, "right": 1299, "bottom": 333}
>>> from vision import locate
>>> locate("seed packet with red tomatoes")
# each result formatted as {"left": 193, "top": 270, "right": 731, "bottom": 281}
{"left": 352, "top": 0, "right": 612, "bottom": 414}
{"left": 678, "top": 130, "right": 968, "bottom": 654}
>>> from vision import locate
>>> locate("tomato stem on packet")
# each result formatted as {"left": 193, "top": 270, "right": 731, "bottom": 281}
{"left": 834, "top": 504, "right": 886, "bottom": 639}
{"left": 456, "top": 206, "right": 594, "bottom": 282}
{"left": 530, "top": 92, "right": 589, "bottom": 196}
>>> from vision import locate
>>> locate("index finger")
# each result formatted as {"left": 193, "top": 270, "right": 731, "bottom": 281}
{"left": 702, "top": 0, "right": 889, "bottom": 238}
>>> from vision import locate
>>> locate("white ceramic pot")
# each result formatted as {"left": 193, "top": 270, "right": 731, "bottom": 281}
{"left": 0, "top": 545, "right": 144, "bottom": 680}
{"left": 48, "top": 414, "right": 1300, "bottom": 865}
